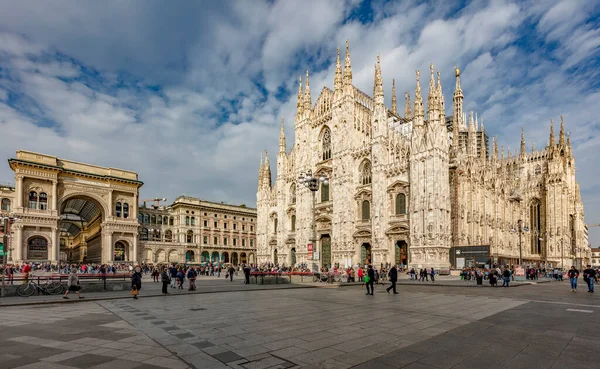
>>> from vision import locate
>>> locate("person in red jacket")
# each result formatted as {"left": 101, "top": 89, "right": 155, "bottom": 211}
{"left": 21, "top": 262, "right": 31, "bottom": 283}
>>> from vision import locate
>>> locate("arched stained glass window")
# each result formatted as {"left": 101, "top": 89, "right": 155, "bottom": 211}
{"left": 360, "top": 161, "right": 372, "bottom": 185}
{"left": 395, "top": 194, "right": 406, "bottom": 215}
{"left": 321, "top": 182, "right": 329, "bottom": 202}
{"left": 322, "top": 127, "right": 332, "bottom": 160}
{"left": 361, "top": 200, "right": 370, "bottom": 220}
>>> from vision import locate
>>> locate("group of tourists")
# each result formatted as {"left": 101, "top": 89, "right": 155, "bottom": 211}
{"left": 567, "top": 265, "right": 597, "bottom": 293}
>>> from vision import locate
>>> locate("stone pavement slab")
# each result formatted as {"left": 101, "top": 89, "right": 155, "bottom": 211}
{"left": 1, "top": 282, "right": 598, "bottom": 368}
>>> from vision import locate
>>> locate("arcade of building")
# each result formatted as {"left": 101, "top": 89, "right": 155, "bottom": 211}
{"left": 0, "top": 150, "right": 256, "bottom": 265}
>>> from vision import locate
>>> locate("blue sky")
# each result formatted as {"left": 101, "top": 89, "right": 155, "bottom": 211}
{"left": 0, "top": 0, "right": 599, "bottom": 244}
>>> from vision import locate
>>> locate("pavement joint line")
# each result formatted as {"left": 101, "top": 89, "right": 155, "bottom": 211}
{"left": 565, "top": 308, "right": 594, "bottom": 313}
{"left": 530, "top": 299, "right": 600, "bottom": 308}
{"left": 0, "top": 284, "right": 318, "bottom": 307}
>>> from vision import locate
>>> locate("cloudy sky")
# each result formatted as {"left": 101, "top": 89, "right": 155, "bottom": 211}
{"left": 0, "top": 0, "right": 599, "bottom": 244}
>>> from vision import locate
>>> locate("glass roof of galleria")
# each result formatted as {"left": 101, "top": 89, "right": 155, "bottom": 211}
{"left": 59, "top": 198, "right": 102, "bottom": 236}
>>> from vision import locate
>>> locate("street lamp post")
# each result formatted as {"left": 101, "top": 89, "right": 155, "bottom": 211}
{"left": 560, "top": 237, "right": 564, "bottom": 270}
{"left": 511, "top": 219, "right": 528, "bottom": 266}
{"left": 298, "top": 169, "right": 328, "bottom": 273}
{"left": 1, "top": 214, "right": 21, "bottom": 298}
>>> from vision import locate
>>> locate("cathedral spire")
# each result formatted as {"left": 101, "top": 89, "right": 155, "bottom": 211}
{"left": 501, "top": 145, "right": 505, "bottom": 161}
{"left": 334, "top": 47, "right": 342, "bottom": 95}
{"left": 279, "top": 116, "right": 286, "bottom": 153}
{"left": 492, "top": 137, "right": 498, "bottom": 161}
{"left": 468, "top": 111, "right": 475, "bottom": 131}
{"left": 391, "top": 78, "right": 397, "bottom": 114}
{"left": 297, "top": 76, "right": 303, "bottom": 115}
{"left": 549, "top": 118, "right": 556, "bottom": 146}
{"left": 559, "top": 115, "right": 565, "bottom": 147}
{"left": 304, "top": 70, "right": 311, "bottom": 112}
{"left": 437, "top": 70, "right": 445, "bottom": 120}
{"left": 480, "top": 122, "right": 486, "bottom": 161}
{"left": 520, "top": 127, "right": 526, "bottom": 156}
{"left": 414, "top": 70, "right": 424, "bottom": 118}
{"left": 263, "top": 150, "right": 271, "bottom": 188}
{"left": 427, "top": 63, "right": 437, "bottom": 119}
{"left": 531, "top": 141, "right": 535, "bottom": 152}
{"left": 374, "top": 54, "right": 384, "bottom": 104}
{"left": 343, "top": 40, "right": 352, "bottom": 86}
{"left": 404, "top": 91, "right": 412, "bottom": 119}
{"left": 567, "top": 133, "right": 572, "bottom": 156}
{"left": 453, "top": 66, "right": 464, "bottom": 133}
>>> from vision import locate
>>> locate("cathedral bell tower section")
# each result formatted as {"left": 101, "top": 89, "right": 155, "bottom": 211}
{"left": 409, "top": 65, "right": 451, "bottom": 269}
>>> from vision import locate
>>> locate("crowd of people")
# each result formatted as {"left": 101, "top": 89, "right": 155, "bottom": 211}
{"left": 1, "top": 260, "right": 598, "bottom": 298}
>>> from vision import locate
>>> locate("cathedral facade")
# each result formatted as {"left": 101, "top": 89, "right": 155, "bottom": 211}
{"left": 256, "top": 42, "right": 590, "bottom": 270}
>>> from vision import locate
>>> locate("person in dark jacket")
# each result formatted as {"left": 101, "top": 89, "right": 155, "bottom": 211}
{"left": 365, "top": 265, "right": 375, "bottom": 295}
{"left": 243, "top": 264, "right": 251, "bottom": 284}
{"left": 583, "top": 265, "right": 596, "bottom": 293}
{"left": 161, "top": 267, "right": 171, "bottom": 295}
{"left": 228, "top": 266, "right": 236, "bottom": 282}
{"left": 386, "top": 265, "right": 398, "bottom": 294}
{"left": 568, "top": 266, "right": 579, "bottom": 291}
{"left": 131, "top": 266, "right": 142, "bottom": 299}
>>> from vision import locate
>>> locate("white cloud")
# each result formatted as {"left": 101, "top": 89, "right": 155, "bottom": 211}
{"left": 0, "top": 0, "right": 598, "bottom": 244}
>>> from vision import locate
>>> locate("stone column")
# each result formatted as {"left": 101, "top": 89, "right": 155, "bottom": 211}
{"left": 132, "top": 235, "right": 138, "bottom": 265}
{"left": 16, "top": 175, "right": 23, "bottom": 209}
{"left": 14, "top": 225, "right": 23, "bottom": 261}
{"left": 51, "top": 227, "right": 59, "bottom": 263}
{"left": 108, "top": 190, "right": 113, "bottom": 217}
{"left": 102, "top": 229, "right": 113, "bottom": 263}
{"left": 51, "top": 180, "right": 58, "bottom": 211}
{"left": 133, "top": 193, "right": 138, "bottom": 221}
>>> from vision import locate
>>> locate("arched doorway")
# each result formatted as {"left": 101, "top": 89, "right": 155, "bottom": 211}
{"left": 222, "top": 252, "right": 229, "bottom": 263}
{"left": 168, "top": 250, "right": 178, "bottom": 263}
{"left": 186, "top": 250, "right": 195, "bottom": 262}
{"left": 201, "top": 251, "right": 209, "bottom": 262}
{"left": 156, "top": 249, "right": 166, "bottom": 263}
{"left": 59, "top": 195, "right": 104, "bottom": 263}
{"left": 290, "top": 248, "right": 296, "bottom": 266}
{"left": 211, "top": 251, "right": 219, "bottom": 263}
{"left": 321, "top": 235, "right": 331, "bottom": 268}
{"left": 27, "top": 236, "right": 49, "bottom": 260}
{"left": 240, "top": 252, "right": 247, "bottom": 264}
{"left": 232, "top": 252, "right": 239, "bottom": 266}
{"left": 114, "top": 241, "right": 127, "bottom": 262}
{"left": 273, "top": 249, "right": 278, "bottom": 264}
{"left": 143, "top": 248, "right": 153, "bottom": 263}
{"left": 361, "top": 243, "right": 372, "bottom": 264}
{"left": 395, "top": 240, "right": 408, "bottom": 266}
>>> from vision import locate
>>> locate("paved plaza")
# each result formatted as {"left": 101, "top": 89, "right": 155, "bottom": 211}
{"left": 0, "top": 282, "right": 598, "bottom": 369}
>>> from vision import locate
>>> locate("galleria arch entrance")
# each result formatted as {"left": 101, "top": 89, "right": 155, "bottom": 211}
{"left": 59, "top": 195, "right": 105, "bottom": 263}
{"left": 6, "top": 150, "right": 143, "bottom": 264}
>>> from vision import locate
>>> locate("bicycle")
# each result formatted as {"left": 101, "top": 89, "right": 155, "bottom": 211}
{"left": 16, "top": 279, "right": 65, "bottom": 297}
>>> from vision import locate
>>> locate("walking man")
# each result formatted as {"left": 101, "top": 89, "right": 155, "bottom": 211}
{"left": 568, "top": 266, "right": 579, "bottom": 292}
{"left": 386, "top": 265, "right": 398, "bottom": 294}
{"left": 502, "top": 267, "right": 510, "bottom": 287}
{"left": 583, "top": 265, "right": 596, "bottom": 293}
{"left": 243, "top": 264, "right": 251, "bottom": 284}
{"left": 365, "top": 265, "right": 375, "bottom": 295}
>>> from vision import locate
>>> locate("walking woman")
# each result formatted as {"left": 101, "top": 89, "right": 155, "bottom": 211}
{"left": 131, "top": 266, "right": 142, "bottom": 300}
{"left": 63, "top": 268, "right": 84, "bottom": 299}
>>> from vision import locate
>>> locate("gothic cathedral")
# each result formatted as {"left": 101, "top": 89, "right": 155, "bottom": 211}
{"left": 256, "top": 41, "right": 589, "bottom": 270}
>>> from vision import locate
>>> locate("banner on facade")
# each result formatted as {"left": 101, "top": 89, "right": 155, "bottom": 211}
{"left": 307, "top": 243, "right": 313, "bottom": 260}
